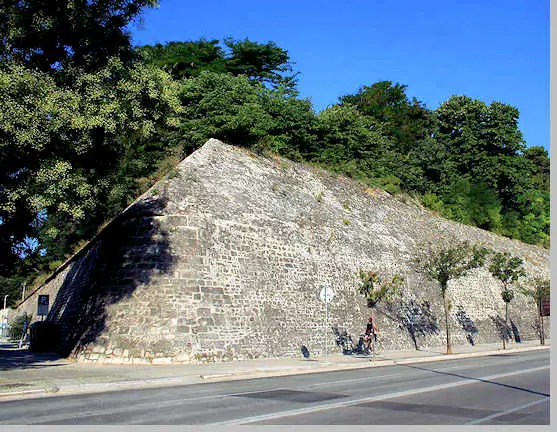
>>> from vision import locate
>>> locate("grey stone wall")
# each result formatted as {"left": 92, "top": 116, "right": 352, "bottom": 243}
{"left": 17, "top": 139, "right": 550, "bottom": 363}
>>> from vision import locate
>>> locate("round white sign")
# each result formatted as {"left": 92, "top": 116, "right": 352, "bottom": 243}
{"left": 319, "top": 287, "right": 335, "bottom": 303}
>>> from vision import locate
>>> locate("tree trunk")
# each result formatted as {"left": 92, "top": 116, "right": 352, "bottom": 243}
{"left": 442, "top": 289, "right": 452, "bottom": 354}
{"left": 539, "top": 298, "right": 545, "bottom": 345}
{"left": 503, "top": 302, "right": 508, "bottom": 350}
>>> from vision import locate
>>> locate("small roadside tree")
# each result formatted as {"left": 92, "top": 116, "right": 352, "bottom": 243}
{"left": 420, "top": 241, "right": 488, "bottom": 354}
{"left": 488, "top": 252, "right": 526, "bottom": 349}
{"left": 520, "top": 277, "right": 549, "bottom": 345}
{"left": 358, "top": 270, "right": 405, "bottom": 311}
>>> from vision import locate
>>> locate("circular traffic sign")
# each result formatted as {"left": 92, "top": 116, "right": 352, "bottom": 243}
{"left": 319, "top": 286, "right": 335, "bottom": 303}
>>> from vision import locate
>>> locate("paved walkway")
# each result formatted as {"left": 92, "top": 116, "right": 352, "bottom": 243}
{"left": 0, "top": 339, "right": 549, "bottom": 401}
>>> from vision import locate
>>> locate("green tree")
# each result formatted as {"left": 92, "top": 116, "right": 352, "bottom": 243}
{"left": 314, "top": 104, "right": 393, "bottom": 182}
{"left": 224, "top": 38, "right": 297, "bottom": 91}
{"left": 340, "top": 81, "right": 433, "bottom": 155}
{"left": 403, "top": 136, "right": 458, "bottom": 195}
{"left": 435, "top": 96, "right": 530, "bottom": 209}
{"left": 523, "top": 146, "right": 550, "bottom": 192}
{"left": 436, "top": 180, "right": 503, "bottom": 232}
{"left": 139, "top": 38, "right": 297, "bottom": 91}
{"left": 0, "top": 60, "right": 181, "bottom": 279}
{"left": 338, "top": 81, "right": 458, "bottom": 198}
{"left": 488, "top": 252, "right": 526, "bottom": 349}
{"left": 420, "top": 241, "right": 488, "bottom": 354}
{"left": 520, "top": 277, "right": 550, "bottom": 345}
{"left": 175, "top": 71, "right": 319, "bottom": 159}
{"left": 513, "top": 189, "right": 550, "bottom": 247}
{"left": 358, "top": 270, "right": 404, "bottom": 309}
{"left": 431, "top": 95, "right": 547, "bottom": 246}
{"left": 0, "top": 0, "right": 158, "bottom": 73}
{"left": 0, "top": 0, "right": 182, "bottom": 288}
{"left": 255, "top": 87, "right": 318, "bottom": 159}
{"left": 176, "top": 71, "right": 273, "bottom": 149}
{"left": 138, "top": 40, "right": 227, "bottom": 79}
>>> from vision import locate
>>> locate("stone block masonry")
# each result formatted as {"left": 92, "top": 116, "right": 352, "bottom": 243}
{"left": 17, "top": 139, "right": 550, "bottom": 364}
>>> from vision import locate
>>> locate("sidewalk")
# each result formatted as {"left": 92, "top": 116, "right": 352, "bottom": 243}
{"left": 0, "top": 339, "right": 549, "bottom": 401}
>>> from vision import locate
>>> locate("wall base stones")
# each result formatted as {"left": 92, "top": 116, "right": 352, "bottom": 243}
{"left": 17, "top": 139, "right": 550, "bottom": 364}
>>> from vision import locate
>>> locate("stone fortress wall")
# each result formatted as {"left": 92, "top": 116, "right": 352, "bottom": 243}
{"left": 18, "top": 139, "right": 550, "bottom": 364}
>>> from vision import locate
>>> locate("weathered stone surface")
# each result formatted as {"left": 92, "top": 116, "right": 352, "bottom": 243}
{"left": 17, "top": 139, "right": 550, "bottom": 363}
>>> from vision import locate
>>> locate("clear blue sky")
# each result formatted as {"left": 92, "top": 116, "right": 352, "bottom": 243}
{"left": 132, "top": 0, "right": 549, "bottom": 152}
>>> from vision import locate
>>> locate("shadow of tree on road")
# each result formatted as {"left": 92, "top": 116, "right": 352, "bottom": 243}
{"left": 398, "top": 362, "right": 549, "bottom": 398}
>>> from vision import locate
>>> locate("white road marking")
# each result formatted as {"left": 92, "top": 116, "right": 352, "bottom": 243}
{"left": 209, "top": 365, "right": 549, "bottom": 425}
{"left": 465, "top": 398, "right": 548, "bottom": 425}
{"left": 5, "top": 358, "right": 548, "bottom": 425}
{"left": 299, "top": 354, "right": 546, "bottom": 390}
{"left": 304, "top": 357, "right": 527, "bottom": 389}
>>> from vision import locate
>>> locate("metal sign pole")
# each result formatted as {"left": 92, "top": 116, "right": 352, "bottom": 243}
{"left": 369, "top": 311, "right": 376, "bottom": 365}
{"left": 325, "top": 297, "right": 328, "bottom": 362}
{"left": 319, "top": 286, "right": 334, "bottom": 364}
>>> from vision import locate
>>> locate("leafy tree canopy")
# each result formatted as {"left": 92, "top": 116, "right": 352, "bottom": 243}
{"left": 420, "top": 240, "right": 489, "bottom": 354}
{"left": 421, "top": 240, "right": 489, "bottom": 293}
{"left": 0, "top": 57, "right": 180, "bottom": 280}
{"left": 0, "top": 3, "right": 549, "bottom": 307}
{"left": 488, "top": 252, "right": 526, "bottom": 292}
{"left": 138, "top": 39, "right": 227, "bottom": 79}
{"left": 340, "top": 81, "right": 434, "bottom": 154}
{"left": 174, "top": 70, "right": 317, "bottom": 158}
{"left": 0, "top": 0, "right": 158, "bottom": 73}
{"left": 358, "top": 270, "right": 404, "bottom": 308}
{"left": 139, "top": 38, "right": 297, "bottom": 91}
{"left": 523, "top": 146, "right": 550, "bottom": 192}
{"left": 435, "top": 96, "right": 530, "bottom": 205}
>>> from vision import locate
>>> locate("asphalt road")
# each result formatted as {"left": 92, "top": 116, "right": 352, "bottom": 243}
{"left": 0, "top": 350, "right": 549, "bottom": 425}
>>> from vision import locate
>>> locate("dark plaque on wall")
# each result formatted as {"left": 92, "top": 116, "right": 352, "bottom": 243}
{"left": 38, "top": 295, "right": 49, "bottom": 316}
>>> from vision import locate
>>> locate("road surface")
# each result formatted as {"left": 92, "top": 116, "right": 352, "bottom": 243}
{"left": 0, "top": 350, "right": 549, "bottom": 425}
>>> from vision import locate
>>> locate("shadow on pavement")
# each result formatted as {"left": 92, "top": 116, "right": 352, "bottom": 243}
{"left": 0, "top": 343, "right": 66, "bottom": 371}
{"left": 398, "top": 362, "right": 549, "bottom": 398}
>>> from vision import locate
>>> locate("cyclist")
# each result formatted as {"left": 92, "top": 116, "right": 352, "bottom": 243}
{"left": 363, "top": 315, "right": 378, "bottom": 353}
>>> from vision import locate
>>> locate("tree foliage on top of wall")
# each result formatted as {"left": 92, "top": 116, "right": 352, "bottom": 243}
{"left": 0, "top": 2, "right": 549, "bottom": 306}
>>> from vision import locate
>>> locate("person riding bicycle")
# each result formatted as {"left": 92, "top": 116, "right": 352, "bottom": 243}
{"left": 363, "top": 315, "right": 378, "bottom": 353}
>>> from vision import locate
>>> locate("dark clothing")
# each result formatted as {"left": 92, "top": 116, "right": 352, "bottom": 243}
{"left": 365, "top": 321, "right": 377, "bottom": 342}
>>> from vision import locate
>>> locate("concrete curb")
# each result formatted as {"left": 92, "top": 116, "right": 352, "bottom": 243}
{"left": 0, "top": 344, "right": 549, "bottom": 401}
{"left": 200, "top": 344, "right": 550, "bottom": 380}
{"left": 391, "top": 344, "right": 550, "bottom": 366}
{"left": 0, "top": 376, "right": 204, "bottom": 401}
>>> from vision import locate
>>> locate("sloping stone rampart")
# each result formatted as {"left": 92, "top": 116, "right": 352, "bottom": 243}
{"left": 18, "top": 139, "right": 550, "bottom": 363}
